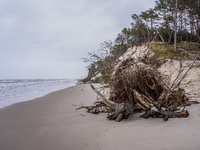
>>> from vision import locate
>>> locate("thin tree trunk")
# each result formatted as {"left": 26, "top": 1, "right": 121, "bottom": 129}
{"left": 174, "top": 0, "right": 178, "bottom": 52}
{"left": 145, "top": 21, "right": 150, "bottom": 42}
{"left": 156, "top": 29, "right": 165, "bottom": 42}
{"left": 168, "top": 30, "right": 173, "bottom": 44}
{"left": 184, "top": 17, "right": 188, "bottom": 41}
{"left": 180, "top": 13, "right": 183, "bottom": 42}
{"left": 195, "top": 23, "right": 200, "bottom": 42}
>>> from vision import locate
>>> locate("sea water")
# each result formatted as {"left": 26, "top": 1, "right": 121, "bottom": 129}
{"left": 0, "top": 79, "right": 76, "bottom": 109}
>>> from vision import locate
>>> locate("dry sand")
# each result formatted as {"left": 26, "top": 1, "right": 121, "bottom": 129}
{"left": 0, "top": 84, "right": 200, "bottom": 150}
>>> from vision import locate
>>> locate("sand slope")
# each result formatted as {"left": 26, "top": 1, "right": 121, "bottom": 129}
{"left": 0, "top": 84, "right": 200, "bottom": 150}
{"left": 159, "top": 60, "right": 200, "bottom": 99}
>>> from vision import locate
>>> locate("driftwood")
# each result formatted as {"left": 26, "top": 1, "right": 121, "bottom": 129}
{"left": 87, "top": 84, "right": 190, "bottom": 122}
{"left": 78, "top": 54, "right": 199, "bottom": 122}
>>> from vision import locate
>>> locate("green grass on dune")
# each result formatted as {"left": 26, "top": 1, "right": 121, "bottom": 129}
{"left": 151, "top": 41, "right": 200, "bottom": 58}
{"left": 177, "top": 42, "right": 200, "bottom": 54}
{"left": 149, "top": 41, "right": 200, "bottom": 65}
{"left": 151, "top": 42, "right": 184, "bottom": 59}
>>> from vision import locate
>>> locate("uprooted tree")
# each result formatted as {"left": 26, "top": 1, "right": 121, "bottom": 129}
{"left": 77, "top": 52, "right": 200, "bottom": 122}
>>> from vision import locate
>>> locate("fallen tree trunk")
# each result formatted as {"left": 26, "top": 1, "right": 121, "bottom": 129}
{"left": 78, "top": 59, "right": 199, "bottom": 122}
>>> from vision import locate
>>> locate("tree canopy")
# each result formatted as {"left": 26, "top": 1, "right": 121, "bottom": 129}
{"left": 83, "top": 0, "right": 200, "bottom": 82}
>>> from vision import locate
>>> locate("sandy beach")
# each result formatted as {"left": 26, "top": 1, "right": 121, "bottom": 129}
{"left": 0, "top": 84, "right": 200, "bottom": 150}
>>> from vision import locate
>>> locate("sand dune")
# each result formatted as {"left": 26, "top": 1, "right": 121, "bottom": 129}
{"left": 0, "top": 84, "right": 200, "bottom": 150}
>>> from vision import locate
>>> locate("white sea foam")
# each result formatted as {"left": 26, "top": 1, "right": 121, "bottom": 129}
{"left": 0, "top": 79, "right": 76, "bottom": 109}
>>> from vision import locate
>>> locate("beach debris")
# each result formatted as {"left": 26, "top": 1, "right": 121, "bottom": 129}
{"left": 77, "top": 53, "right": 200, "bottom": 122}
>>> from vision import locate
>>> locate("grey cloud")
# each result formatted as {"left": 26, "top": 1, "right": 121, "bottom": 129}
{"left": 0, "top": 0, "right": 155, "bottom": 79}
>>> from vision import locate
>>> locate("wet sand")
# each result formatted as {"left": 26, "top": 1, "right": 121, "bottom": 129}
{"left": 0, "top": 84, "right": 200, "bottom": 150}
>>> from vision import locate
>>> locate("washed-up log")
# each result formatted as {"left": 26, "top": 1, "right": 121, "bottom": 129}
{"left": 76, "top": 101, "right": 111, "bottom": 114}
{"left": 90, "top": 85, "right": 134, "bottom": 121}
{"left": 140, "top": 106, "right": 189, "bottom": 121}
{"left": 90, "top": 85, "right": 117, "bottom": 110}
{"left": 81, "top": 83, "right": 192, "bottom": 122}
{"left": 107, "top": 100, "right": 134, "bottom": 122}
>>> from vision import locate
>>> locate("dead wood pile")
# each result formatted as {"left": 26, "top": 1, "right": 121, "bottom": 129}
{"left": 77, "top": 58, "right": 199, "bottom": 122}
{"left": 109, "top": 59, "right": 163, "bottom": 104}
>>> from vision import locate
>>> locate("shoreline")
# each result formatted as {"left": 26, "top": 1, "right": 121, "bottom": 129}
{"left": 0, "top": 79, "right": 76, "bottom": 109}
{"left": 0, "top": 84, "right": 200, "bottom": 150}
{"left": 0, "top": 84, "right": 75, "bottom": 110}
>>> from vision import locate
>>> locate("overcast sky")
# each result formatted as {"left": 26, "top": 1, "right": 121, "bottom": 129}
{"left": 0, "top": 0, "right": 155, "bottom": 79}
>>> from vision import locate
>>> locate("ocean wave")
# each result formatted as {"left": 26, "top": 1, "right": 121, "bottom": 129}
{"left": 0, "top": 79, "right": 76, "bottom": 109}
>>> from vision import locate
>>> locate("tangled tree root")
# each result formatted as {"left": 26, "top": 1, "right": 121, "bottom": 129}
{"left": 77, "top": 59, "right": 199, "bottom": 122}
